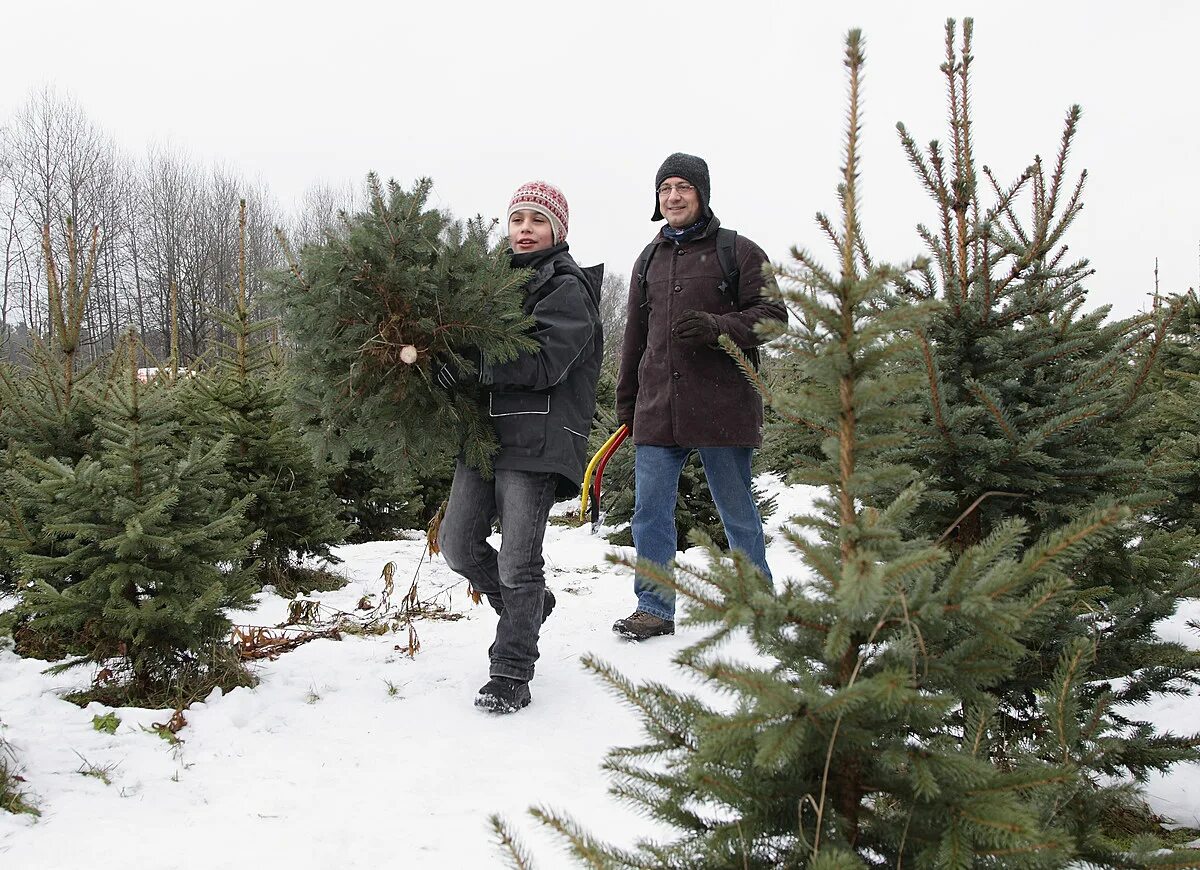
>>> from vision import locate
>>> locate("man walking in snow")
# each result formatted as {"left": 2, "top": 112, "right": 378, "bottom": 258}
{"left": 612, "top": 153, "right": 786, "bottom": 641}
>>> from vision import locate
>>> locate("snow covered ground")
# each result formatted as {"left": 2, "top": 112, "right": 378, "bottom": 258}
{"left": 1, "top": 479, "right": 1198, "bottom": 869}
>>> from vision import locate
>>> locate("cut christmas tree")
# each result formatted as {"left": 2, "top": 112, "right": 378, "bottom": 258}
{"left": 269, "top": 175, "right": 538, "bottom": 489}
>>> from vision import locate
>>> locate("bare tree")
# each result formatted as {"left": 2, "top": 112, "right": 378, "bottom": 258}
{"left": 598, "top": 269, "right": 629, "bottom": 372}
{"left": 0, "top": 129, "right": 32, "bottom": 349}
{"left": 130, "top": 150, "right": 286, "bottom": 363}
{"left": 0, "top": 87, "right": 345, "bottom": 368}
{"left": 136, "top": 145, "right": 201, "bottom": 359}
{"left": 241, "top": 181, "right": 284, "bottom": 323}
{"left": 1, "top": 87, "right": 132, "bottom": 361}
{"left": 288, "top": 179, "right": 361, "bottom": 248}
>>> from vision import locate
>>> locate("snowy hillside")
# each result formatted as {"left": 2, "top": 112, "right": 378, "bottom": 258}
{"left": 2, "top": 478, "right": 1198, "bottom": 868}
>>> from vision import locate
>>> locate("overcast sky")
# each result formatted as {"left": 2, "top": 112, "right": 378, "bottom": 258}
{"left": 2, "top": 0, "right": 1196, "bottom": 318}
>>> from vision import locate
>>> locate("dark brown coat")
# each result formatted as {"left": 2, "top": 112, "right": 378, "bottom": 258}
{"left": 615, "top": 218, "right": 786, "bottom": 447}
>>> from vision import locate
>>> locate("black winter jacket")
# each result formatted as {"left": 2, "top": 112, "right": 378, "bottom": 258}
{"left": 480, "top": 243, "right": 603, "bottom": 497}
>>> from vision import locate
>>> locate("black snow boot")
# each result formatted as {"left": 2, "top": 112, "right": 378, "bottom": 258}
{"left": 475, "top": 676, "right": 532, "bottom": 713}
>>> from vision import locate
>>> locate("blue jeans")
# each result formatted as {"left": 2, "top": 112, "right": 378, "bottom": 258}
{"left": 631, "top": 445, "right": 772, "bottom": 621}
{"left": 438, "top": 460, "right": 557, "bottom": 682}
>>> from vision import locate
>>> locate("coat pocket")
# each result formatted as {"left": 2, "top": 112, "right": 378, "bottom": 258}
{"left": 489, "top": 391, "right": 549, "bottom": 456}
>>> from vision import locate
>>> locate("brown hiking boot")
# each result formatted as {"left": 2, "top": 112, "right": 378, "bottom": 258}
{"left": 612, "top": 610, "right": 675, "bottom": 641}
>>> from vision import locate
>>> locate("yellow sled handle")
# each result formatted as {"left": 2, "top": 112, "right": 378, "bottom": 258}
{"left": 580, "top": 425, "right": 628, "bottom": 523}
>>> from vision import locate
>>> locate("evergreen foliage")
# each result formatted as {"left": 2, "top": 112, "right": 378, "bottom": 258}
{"left": 0, "top": 223, "right": 106, "bottom": 596}
{"left": 12, "top": 339, "right": 258, "bottom": 691}
{"left": 1154, "top": 376, "right": 1200, "bottom": 527}
{"left": 1141, "top": 291, "right": 1200, "bottom": 533}
{"left": 268, "top": 174, "right": 538, "bottom": 485}
{"left": 0, "top": 332, "right": 101, "bottom": 466}
{"left": 180, "top": 201, "right": 349, "bottom": 586}
{"left": 757, "top": 277, "right": 830, "bottom": 479}
{"left": 1158, "top": 290, "right": 1200, "bottom": 378}
{"left": 757, "top": 359, "right": 825, "bottom": 479}
{"left": 522, "top": 27, "right": 1200, "bottom": 868}
{"left": 327, "top": 448, "right": 454, "bottom": 541}
{"left": 892, "top": 18, "right": 1200, "bottom": 825}
{"left": 0, "top": 361, "right": 20, "bottom": 595}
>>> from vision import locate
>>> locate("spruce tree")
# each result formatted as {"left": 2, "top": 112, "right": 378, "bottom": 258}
{"left": 1158, "top": 290, "right": 1200, "bottom": 378}
{"left": 13, "top": 338, "right": 257, "bottom": 694}
{"left": 518, "top": 30, "right": 1200, "bottom": 869}
{"left": 1150, "top": 367, "right": 1200, "bottom": 533}
{"left": 892, "top": 18, "right": 1200, "bottom": 835}
{"left": 326, "top": 447, "right": 454, "bottom": 540}
{"left": 0, "top": 360, "right": 20, "bottom": 595}
{"left": 181, "top": 201, "right": 349, "bottom": 587}
{"left": 269, "top": 175, "right": 538, "bottom": 486}
{"left": 758, "top": 306, "right": 829, "bottom": 478}
{"left": 1141, "top": 291, "right": 1200, "bottom": 534}
{"left": 0, "top": 223, "right": 105, "bottom": 596}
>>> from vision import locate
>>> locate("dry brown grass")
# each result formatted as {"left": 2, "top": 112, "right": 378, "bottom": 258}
{"left": 0, "top": 732, "right": 38, "bottom": 816}
{"left": 232, "top": 554, "right": 462, "bottom": 663}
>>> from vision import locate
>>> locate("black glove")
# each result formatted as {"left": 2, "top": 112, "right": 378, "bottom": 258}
{"left": 434, "top": 360, "right": 456, "bottom": 391}
{"left": 674, "top": 309, "right": 721, "bottom": 346}
{"left": 435, "top": 348, "right": 484, "bottom": 392}
{"left": 434, "top": 354, "right": 459, "bottom": 391}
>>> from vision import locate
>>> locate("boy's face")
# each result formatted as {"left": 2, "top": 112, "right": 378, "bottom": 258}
{"left": 508, "top": 209, "right": 555, "bottom": 254}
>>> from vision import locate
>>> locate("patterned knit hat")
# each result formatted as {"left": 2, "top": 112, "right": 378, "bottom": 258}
{"left": 652, "top": 152, "right": 712, "bottom": 221}
{"left": 507, "top": 181, "right": 569, "bottom": 244}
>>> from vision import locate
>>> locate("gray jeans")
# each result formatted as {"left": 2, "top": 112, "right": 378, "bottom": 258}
{"left": 438, "top": 460, "right": 557, "bottom": 682}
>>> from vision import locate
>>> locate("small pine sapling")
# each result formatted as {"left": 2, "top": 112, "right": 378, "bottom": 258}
{"left": 14, "top": 336, "right": 258, "bottom": 698}
{"left": 893, "top": 18, "right": 1200, "bottom": 845}
{"left": 0, "top": 222, "right": 105, "bottom": 594}
{"left": 179, "top": 200, "right": 350, "bottom": 588}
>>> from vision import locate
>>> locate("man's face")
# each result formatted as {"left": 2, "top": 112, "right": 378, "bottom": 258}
{"left": 508, "top": 209, "right": 555, "bottom": 253}
{"left": 657, "top": 176, "right": 702, "bottom": 228}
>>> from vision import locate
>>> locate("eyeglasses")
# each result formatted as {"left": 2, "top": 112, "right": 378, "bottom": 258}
{"left": 656, "top": 182, "right": 695, "bottom": 198}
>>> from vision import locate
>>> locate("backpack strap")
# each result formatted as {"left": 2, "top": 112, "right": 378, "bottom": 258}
{"left": 714, "top": 227, "right": 761, "bottom": 369}
{"left": 635, "top": 240, "right": 658, "bottom": 309}
{"left": 715, "top": 227, "right": 740, "bottom": 306}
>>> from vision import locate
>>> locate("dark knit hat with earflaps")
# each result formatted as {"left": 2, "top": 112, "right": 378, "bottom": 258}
{"left": 652, "top": 152, "right": 712, "bottom": 221}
